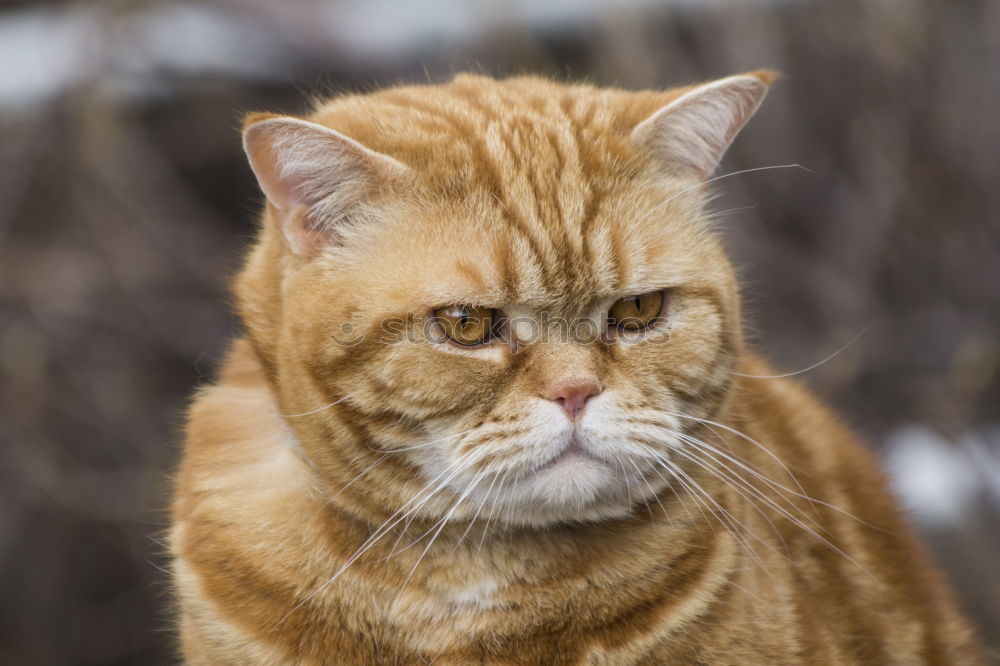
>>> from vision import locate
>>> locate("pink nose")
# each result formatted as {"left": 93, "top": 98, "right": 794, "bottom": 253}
{"left": 542, "top": 379, "right": 602, "bottom": 420}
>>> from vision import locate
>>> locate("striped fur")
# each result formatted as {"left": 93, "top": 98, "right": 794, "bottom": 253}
{"left": 170, "top": 73, "right": 981, "bottom": 664}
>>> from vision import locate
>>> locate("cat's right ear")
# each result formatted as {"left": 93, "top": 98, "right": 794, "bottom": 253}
{"left": 242, "top": 115, "right": 410, "bottom": 254}
{"left": 632, "top": 70, "right": 776, "bottom": 180}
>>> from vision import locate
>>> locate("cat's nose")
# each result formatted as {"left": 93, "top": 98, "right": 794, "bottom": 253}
{"left": 543, "top": 379, "right": 602, "bottom": 420}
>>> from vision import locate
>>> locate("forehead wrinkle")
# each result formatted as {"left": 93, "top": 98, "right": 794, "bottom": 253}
{"left": 418, "top": 263, "right": 508, "bottom": 310}
{"left": 364, "top": 79, "right": 704, "bottom": 314}
{"left": 481, "top": 126, "right": 620, "bottom": 310}
{"left": 481, "top": 126, "right": 562, "bottom": 279}
{"left": 412, "top": 220, "right": 525, "bottom": 309}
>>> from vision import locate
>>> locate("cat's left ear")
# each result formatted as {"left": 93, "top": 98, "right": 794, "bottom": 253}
{"left": 632, "top": 70, "right": 776, "bottom": 179}
{"left": 242, "top": 114, "right": 410, "bottom": 254}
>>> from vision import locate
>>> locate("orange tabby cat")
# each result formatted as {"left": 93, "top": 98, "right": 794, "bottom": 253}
{"left": 170, "top": 71, "right": 982, "bottom": 664}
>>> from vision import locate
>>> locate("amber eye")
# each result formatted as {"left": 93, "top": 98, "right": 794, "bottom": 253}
{"left": 608, "top": 291, "right": 665, "bottom": 331}
{"left": 433, "top": 305, "right": 498, "bottom": 346}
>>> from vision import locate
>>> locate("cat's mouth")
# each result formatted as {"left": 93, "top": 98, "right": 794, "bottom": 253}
{"left": 533, "top": 438, "right": 602, "bottom": 475}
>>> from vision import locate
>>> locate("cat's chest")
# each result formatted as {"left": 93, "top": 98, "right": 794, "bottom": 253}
{"left": 435, "top": 574, "right": 502, "bottom": 611}
{"left": 333, "top": 556, "right": 587, "bottom": 652}
{"left": 374, "top": 567, "right": 513, "bottom": 626}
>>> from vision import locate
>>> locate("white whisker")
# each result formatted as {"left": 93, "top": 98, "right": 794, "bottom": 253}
{"left": 277, "top": 450, "right": 478, "bottom": 625}
{"left": 664, "top": 411, "right": 814, "bottom": 512}
{"left": 654, "top": 453, "right": 779, "bottom": 582}
{"left": 733, "top": 327, "right": 868, "bottom": 379}
{"left": 481, "top": 473, "right": 518, "bottom": 551}
{"left": 378, "top": 427, "right": 480, "bottom": 453}
{"left": 634, "top": 163, "right": 813, "bottom": 228}
{"left": 667, "top": 417, "right": 887, "bottom": 532}
{"left": 673, "top": 442, "right": 872, "bottom": 576}
{"left": 628, "top": 458, "right": 665, "bottom": 522}
{"left": 450, "top": 470, "right": 502, "bottom": 555}
{"left": 282, "top": 394, "right": 353, "bottom": 418}
{"left": 666, "top": 443, "right": 792, "bottom": 559}
{"left": 400, "top": 467, "right": 493, "bottom": 589}
{"left": 327, "top": 453, "right": 390, "bottom": 500}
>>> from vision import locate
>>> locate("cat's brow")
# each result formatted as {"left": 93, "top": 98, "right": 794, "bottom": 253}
{"left": 425, "top": 292, "right": 508, "bottom": 309}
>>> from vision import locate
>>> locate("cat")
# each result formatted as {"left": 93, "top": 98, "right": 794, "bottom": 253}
{"left": 169, "top": 71, "right": 983, "bottom": 664}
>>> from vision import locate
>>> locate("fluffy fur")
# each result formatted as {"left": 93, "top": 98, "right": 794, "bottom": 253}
{"left": 170, "top": 72, "right": 982, "bottom": 664}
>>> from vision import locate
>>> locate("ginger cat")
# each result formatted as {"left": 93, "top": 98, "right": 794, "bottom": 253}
{"left": 170, "top": 72, "right": 982, "bottom": 664}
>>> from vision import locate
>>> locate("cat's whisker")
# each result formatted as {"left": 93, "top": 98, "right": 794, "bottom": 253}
{"left": 488, "top": 470, "right": 521, "bottom": 536}
{"left": 674, "top": 446, "right": 851, "bottom": 583}
{"left": 495, "top": 472, "right": 522, "bottom": 535}
{"left": 280, "top": 451, "right": 481, "bottom": 623}
{"left": 732, "top": 327, "right": 869, "bottom": 380}
{"left": 671, "top": 430, "right": 814, "bottom": 520}
{"left": 349, "top": 460, "right": 470, "bottom": 559}
{"left": 382, "top": 452, "right": 488, "bottom": 560}
{"left": 281, "top": 393, "right": 354, "bottom": 418}
{"left": 667, "top": 437, "right": 877, "bottom": 578}
{"left": 668, "top": 423, "right": 888, "bottom": 533}
{"left": 636, "top": 443, "right": 765, "bottom": 552}
{"left": 450, "top": 470, "right": 503, "bottom": 556}
{"left": 686, "top": 444, "right": 838, "bottom": 544}
{"left": 672, "top": 432, "right": 804, "bottom": 518}
{"left": 619, "top": 458, "right": 649, "bottom": 516}
{"left": 633, "top": 163, "right": 812, "bottom": 229}
{"left": 633, "top": 420, "right": 876, "bottom": 580}
{"left": 644, "top": 460, "right": 692, "bottom": 530}
{"left": 338, "top": 428, "right": 500, "bottom": 558}
{"left": 628, "top": 457, "right": 666, "bottom": 522}
{"left": 655, "top": 453, "right": 753, "bottom": 544}
{"left": 702, "top": 202, "right": 760, "bottom": 222}
{"left": 664, "top": 411, "right": 815, "bottom": 514}
{"left": 646, "top": 415, "right": 882, "bottom": 553}
{"left": 702, "top": 163, "right": 815, "bottom": 186}
{"left": 616, "top": 458, "right": 637, "bottom": 510}
{"left": 327, "top": 453, "right": 391, "bottom": 501}
{"left": 677, "top": 417, "right": 825, "bottom": 526}
{"left": 394, "top": 479, "right": 481, "bottom": 562}
{"left": 653, "top": 455, "right": 717, "bottom": 535}
{"left": 378, "top": 427, "right": 481, "bottom": 454}
{"left": 389, "top": 467, "right": 501, "bottom": 565}
{"left": 665, "top": 443, "right": 793, "bottom": 559}
{"left": 399, "top": 467, "right": 495, "bottom": 589}
{"left": 653, "top": 453, "right": 781, "bottom": 583}
{"left": 659, "top": 460, "right": 762, "bottom": 567}
{"left": 478, "top": 471, "right": 513, "bottom": 552}
{"left": 377, "top": 448, "right": 503, "bottom": 557}
{"left": 475, "top": 470, "right": 510, "bottom": 552}
{"left": 334, "top": 464, "right": 460, "bottom": 569}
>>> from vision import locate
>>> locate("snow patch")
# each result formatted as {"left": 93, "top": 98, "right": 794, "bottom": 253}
{"left": 884, "top": 424, "right": 1000, "bottom": 527}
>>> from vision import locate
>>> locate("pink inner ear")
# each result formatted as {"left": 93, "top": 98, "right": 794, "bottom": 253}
{"left": 632, "top": 74, "right": 770, "bottom": 179}
{"left": 242, "top": 117, "right": 410, "bottom": 254}
{"left": 277, "top": 202, "right": 334, "bottom": 254}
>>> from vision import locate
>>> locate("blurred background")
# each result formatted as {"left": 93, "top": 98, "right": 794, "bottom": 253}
{"left": 1, "top": 0, "right": 998, "bottom": 663}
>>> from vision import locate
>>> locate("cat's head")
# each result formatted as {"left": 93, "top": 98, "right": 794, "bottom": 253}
{"left": 235, "top": 72, "right": 773, "bottom": 527}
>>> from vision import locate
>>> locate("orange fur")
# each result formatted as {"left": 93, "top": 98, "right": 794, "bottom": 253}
{"left": 170, "top": 73, "right": 982, "bottom": 664}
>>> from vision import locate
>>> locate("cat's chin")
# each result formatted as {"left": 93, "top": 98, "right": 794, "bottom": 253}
{"left": 532, "top": 442, "right": 598, "bottom": 475}
{"left": 498, "top": 451, "right": 643, "bottom": 526}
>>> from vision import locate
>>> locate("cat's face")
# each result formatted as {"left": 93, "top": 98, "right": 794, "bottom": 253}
{"left": 238, "top": 73, "right": 770, "bottom": 526}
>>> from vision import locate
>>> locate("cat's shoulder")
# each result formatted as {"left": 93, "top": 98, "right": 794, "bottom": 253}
{"left": 175, "top": 338, "right": 314, "bottom": 516}
{"left": 734, "top": 349, "right": 879, "bottom": 473}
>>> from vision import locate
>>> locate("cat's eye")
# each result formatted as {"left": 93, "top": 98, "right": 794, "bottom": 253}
{"left": 608, "top": 291, "right": 665, "bottom": 331}
{"left": 433, "top": 305, "right": 499, "bottom": 346}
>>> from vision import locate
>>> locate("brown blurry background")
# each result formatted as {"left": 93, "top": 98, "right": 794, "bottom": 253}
{"left": 1, "top": 0, "right": 998, "bottom": 663}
